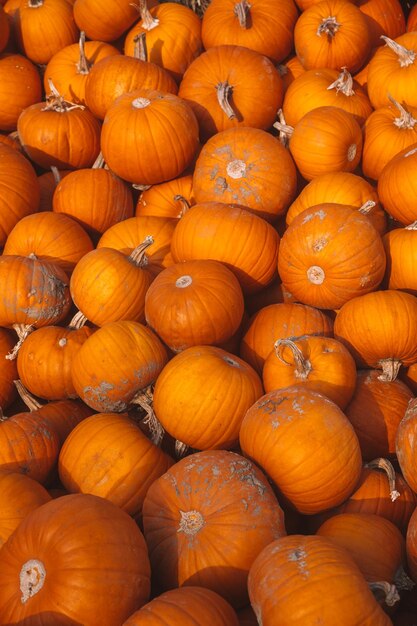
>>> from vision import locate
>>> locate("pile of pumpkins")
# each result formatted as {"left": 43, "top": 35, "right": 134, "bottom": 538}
{"left": 2, "top": 0, "right": 417, "bottom": 623}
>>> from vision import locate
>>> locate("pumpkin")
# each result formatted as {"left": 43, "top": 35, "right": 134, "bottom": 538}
{"left": 178, "top": 44, "right": 283, "bottom": 141}
{"left": 345, "top": 370, "right": 413, "bottom": 462}
{"left": 248, "top": 534, "right": 393, "bottom": 626}
{"left": 58, "top": 412, "right": 173, "bottom": 517}
{"left": 72, "top": 0, "right": 157, "bottom": 41}
{"left": 170, "top": 202, "right": 280, "bottom": 294}
{"left": 145, "top": 259, "right": 245, "bottom": 352}
{"left": 282, "top": 67, "right": 373, "bottom": 128}
{"left": 70, "top": 239, "right": 153, "bottom": 326}
{"left": 192, "top": 126, "right": 297, "bottom": 223}
{"left": 37, "top": 167, "right": 70, "bottom": 212}
{"left": 334, "top": 289, "right": 417, "bottom": 381}
{"left": 396, "top": 397, "right": 417, "bottom": 496}
{"left": 367, "top": 33, "right": 417, "bottom": 109}
{"left": 357, "top": 0, "right": 405, "bottom": 49}
{"left": 383, "top": 222, "right": 417, "bottom": 294}
{"left": 100, "top": 88, "right": 199, "bottom": 186}
{"left": 278, "top": 54, "right": 306, "bottom": 93}
{"left": 123, "top": 587, "right": 240, "bottom": 626}
{"left": 43, "top": 31, "right": 120, "bottom": 106}
{"left": 285, "top": 171, "right": 387, "bottom": 235}
{"left": 240, "top": 301, "right": 334, "bottom": 375}
{"left": 0, "top": 470, "right": 51, "bottom": 548}
{"left": 84, "top": 45, "right": 178, "bottom": 121}
{"left": 143, "top": 449, "right": 286, "bottom": 608}
{"left": 401, "top": 361, "right": 417, "bottom": 395}
{"left": 152, "top": 345, "right": 263, "bottom": 451}
{"left": 262, "top": 335, "right": 357, "bottom": 409}
{"left": 17, "top": 83, "right": 101, "bottom": 170}
{"left": 275, "top": 106, "right": 363, "bottom": 181}
{"left": 377, "top": 143, "right": 417, "bottom": 226}
{"left": 406, "top": 507, "right": 417, "bottom": 583}
{"left": 362, "top": 97, "right": 417, "bottom": 181}
{"left": 294, "top": 0, "right": 372, "bottom": 74}
{"left": 407, "top": 3, "right": 417, "bottom": 32}
{"left": 71, "top": 320, "right": 168, "bottom": 412}
{"left": 0, "top": 142, "right": 40, "bottom": 247}
{"left": 277, "top": 204, "right": 386, "bottom": 310}
{"left": 0, "top": 493, "right": 151, "bottom": 625}
{"left": 0, "top": 328, "right": 17, "bottom": 409}
{"left": 16, "top": 0, "right": 79, "bottom": 65}
{"left": 0, "top": 4, "right": 9, "bottom": 52}
{"left": 240, "top": 386, "right": 362, "bottom": 514}
{"left": 3, "top": 211, "right": 94, "bottom": 275}
{"left": 201, "top": 0, "right": 298, "bottom": 64}
{"left": 52, "top": 160, "right": 134, "bottom": 240}
{"left": 135, "top": 174, "right": 195, "bottom": 219}
{"left": 124, "top": 1, "right": 203, "bottom": 84}
{"left": 0, "top": 52, "right": 42, "bottom": 131}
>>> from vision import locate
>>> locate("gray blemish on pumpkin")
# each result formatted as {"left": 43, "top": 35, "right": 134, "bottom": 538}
{"left": 288, "top": 547, "right": 310, "bottom": 579}
{"left": 292, "top": 400, "right": 304, "bottom": 414}
{"left": 312, "top": 237, "right": 328, "bottom": 252}
{"left": 82, "top": 382, "right": 127, "bottom": 412}
{"left": 229, "top": 459, "right": 266, "bottom": 496}
{"left": 359, "top": 274, "right": 371, "bottom": 286}
{"left": 302, "top": 209, "right": 326, "bottom": 224}
{"left": 257, "top": 397, "right": 286, "bottom": 414}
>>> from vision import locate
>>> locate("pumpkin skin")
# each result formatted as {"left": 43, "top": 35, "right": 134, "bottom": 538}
{"left": 345, "top": 370, "right": 413, "bottom": 461}
{"left": 282, "top": 67, "right": 373, "bottom": 128}
{"left": 71, "top": 320, "right": 168, "bottom": 413}
{"left": 178, "top": 44, "right": 283, "bottom": 141}
{"left": 135, "top": 174, "right": 195, "bottom": 219}
{"left": 240, "top": 301, "right": 334, "bottom": 375}
{"left": 284, "top": 106, "right": 363, "bottom": 180}
{"left": 408, "top": 3, "right": 417, "bottom": 32}
{"left": 377, "top": 143, "right": 417, "bottom": 226}
{"left": 124, "top": 2, "right": 202, "bottom": 84}
{"left": 29, "top": 398, "right": 93, "bottom": 448}
{"left": 294, "top": 0, "right": 372, "bottom": 74}
{"left": 357, "top": 0, "right": 405, "bottom": 50}
{"left": 101, "top": 89, "right": 199, "bottom": 186}
{"left": 84, "top": 53, "right": 178, "bottom": 121}
{"left": 0, "top": 493, "right": 151, "bottom": 625}
{"left": 192, "top": 126, "right": 297, "bottom": 223}
{"left": 285, "top": 171, "right": 386, "bottom": 235}
{"left": 406, "top": 507, "right": 417, "bottom": 582}
{"left": 3, "top": 212, "right": 94, "bottom": 275}
{"left": 152, "top": 345, "right": 263, "bottom": 450}
{"left": 383, "top": 223, "right": 417, "bottom": 295}
{"left": 123, "top": 586, "right": 239, "bottom": 626}
{"left": 0, "top": 470, "right": 51, "bottom": 548}
{"left": 0, "top": 52, "right": 42, "bottom": 131}
{"left": 170, "top": 202, "right": 280, "bottom": 294}
{"left": 247, "top": 534, "right": 393, "bottom": 626}
{"left": 262, "top": 335, "right": 357, "bottom": 409}
{"left": 143, "top": 450, "right": 286, "bottom": 608}
{"left": 145, "top": 259, "right": 245, "bottom": 352}
{"left": 201, "top": 0, "right": 298, "bottom": 64}
{"left": 0, "top": 142, "right": 40, "bottom": 247}
{"left": 278, "top": 204, "right": 386, "bottom": 310}
{"left": 73, "top": 0, "right": 157, "bottom": 42}
{"left": 396, "top": 398, "right": 417, "bottom": 495}
{"left": 0, "top": 328, "right": 17, "bottom": 409}
{"left": 58, "top": 412, "right": 173, "bottom": 517}
{"left": 334, "top": 290, "right": 417, "bottom": 381}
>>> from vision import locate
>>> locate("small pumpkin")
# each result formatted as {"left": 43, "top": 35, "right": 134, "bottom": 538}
{"left": 135, "top": 174, "right": 195, "bottom": 219}
{"left": 377, "top": 142, "right": 417, "bottom": 226}
{"left": 0, "top": 52, "right": 42, "bottom": 131}
{"left": 383, "top": 221, "right": 417, "bottom": 295}
{"left": 72, "top": 0, "right": 157, "bottom": 41}
{"left": 396, "top": 398, "right": 417, "bottom": 496}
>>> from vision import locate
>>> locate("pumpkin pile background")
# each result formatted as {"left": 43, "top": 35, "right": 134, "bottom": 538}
{"left": 1, "top": 0, "right": 417, "bottom": 624}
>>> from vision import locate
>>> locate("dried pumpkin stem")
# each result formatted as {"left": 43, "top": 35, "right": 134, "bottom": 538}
{"left": 364, "top": 457, "right": 400, "bottom": 501}
{"left": 20, "top": 559, "right": 46, "bottom": 603}
{"left": 377, "top": 358, "right": 401, "bottom": 382}
{"left": 275, "top": 338, "right": 312, "bottom": 380}
{"left": 234, "top": 0, "right": 251, "bottom": 28}
{"left": 5, "top": 324, "right": 34, "bottom": 360}
{"left": 394, "top": 565, "right": 415, "bottom": 591}
{"left": 327, "top": 67, "right": 355, "bottom": 96}
{"left": 133, "top": 32, "right": 148, "bottom": 61}
{"left": 369, "top": 581, "right": 400, "bottom": 607}
{"left": 216, "top": 81, "right": 237, "bottom": 120}
{"left": 406, "top": 220, "right": 417, "bottom": 230}
{"left": 135, "top": 0, "right": 159, "bottom": 30}
{"left": 50, "top": 165, "right": 61, "bottom": 185}
{"left": 317, "top": 16, "right": 340, "bottom": 38}
{"left": 68, "top": 310, "right": 88, "bottom": 329}
{"left": 178, "top": 510, "right": 205, "bottom": 535}
{"left": 14, "top": 379, "right": 42, "bottom": 411}
{"left": 175, "top": 440, "right": 189, "bottom": 458}
{"left": 76, "top": 31, "right": 90, "bottom": 75}
{"left": 381, "top": 36, "right": 416, "bottom": 67}
{"left": 388, "top": 94, "right": 417, "bottom": 129}
{"left": 131, "top": 387, "right": 164, "bottom": 446}
{"left": 173, "top": 194, "right": 191, "bottom": 217}
{"left": 128, "top": 235, "right": 154, "bottom": 266}
{"left": 28, "top": 0, "right": 43, "bottom": 6}
{"left": 43, "top": 79, "right": 85, "bottom": 113}
{"left": 358, "top": 200, "right": 376, "bottom": 215}
{"left": 273, "top": 109, "right": 294, "bottom": 147}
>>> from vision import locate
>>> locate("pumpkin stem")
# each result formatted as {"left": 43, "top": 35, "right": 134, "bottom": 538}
{"left": 5, "top": 324, "right": 34, "bottom": 361}
{"left": 175, "top": 440, "right": 189, "bottom": 458}
{"left": 216, "top": 81, "right": 237, "bottom": 120}
{"left": 234, "top": 0, "right": 251, "bottom": 28}
{"left": 378, "top": 358, "right": 401, "bottom": 382}
{"left": 131, "top": 386, "right": 164, "bottom": 446}
{"left": 369, "top": 581, "right": 400, "bottom": 607}
{"left": 394, "top": 565, "right": 415, "bottom": 591}
{"left": 14, "top": 379, "right": 43, "bottom": 411}
{"left": 317, "top": 16, "right": 340, "bottom": 38}
{"left": 28, "top": 0, "right": 44, "bottom": 6}
{"left": 128, "top": 235, "right": 154, "bottom": 266}
{"left": 43, "top": 79, "right": 85, "bottom": 113}
{"left": 358, "top": 200, "right": 376, "bottom": 215}
{"left": 50, "top": 165, "right": 61, "bottom": 185}
{"left": 364, "top": 457, "right": 401, "bottom": 501}
{"left": 68, "top": 310, "right": 88, "bottom": 329}
{"left": 133, "top": 32, "right": 148, "bottom": 61}
{"left": 173, "top": 194, "right": 191, "bottom": 218}
{"left": 20, "top": 559, "right": 46, "bottom": 604}
{"left": 388, "top": 94, "right": 417, "bottom": 129}
{"left": 178, "top": 509, "right": 205, "bottom": 535}
{"left": 406, "top": 220, "right": 417, "bottom": 230}
{"left": 275, "top": 338, "right": 312, "bottom": 380}
{"left": 134, "top": 0, "right": 160, "bottom": 30}
{"left": 133, "top": 182, "right": 152, "bottom": 191}
{"left": 92, "top": 152, "right": 105, "bottom": 169}
{"left": 273, "top": 109, "right": 293, "bottom": 147}
{"left": 381, "top": 36, "right": 416, "bottom": 67}
{"left": 327, "top": 67, "right": 355, "bottom": 96}
{"left": 307, "top": 265, "right": 325, "bottom": 285}
{"left": 76, "top": 31, "right": 90, "bottom": 75}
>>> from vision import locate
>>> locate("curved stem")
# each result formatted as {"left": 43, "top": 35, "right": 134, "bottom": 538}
{"left": 76, "top": 31, "right": 90, "bottom": 75}
{"left": 234, "top": 0, "right": 250, "bottom": 28}
{"left": 133, "top": 32, "right": 148, "bottom": 61}
{"left": 173, "top": 194, "right": 191, "bottom": 217}
{"left": 274, "top": 338, "right": 312, "bottom": 380}
{"left": 5, "top": 324, "right": 34, "bottom": 360}
{"left": 273, "top": 109, "right": 294, "bottom": 147}
{"left": 131, "top": 386, "right": 164, "bottom": 446}
{"left": 364, "top": 458, "right": 400, "bottom": 501}
{"left": 317, "top": 16, "right": 340, "bottom": 38}
{"left": 136, "top": 0, "right": 159, "bottom": 30}
{"left": 369, "top": 581, "right": 400, "bottom": 607}
{"left": 14, "top": 380, "right": 42, "bottom": 411}
{"left": 377, "top": 358, "right": 401, "bottom": 382}
{"left": 68, "top": 310, "right": 88, "bottom": 329}
{"left": 388, "top": 93, "right": 417, "bottom": 129}
{"left": 381, "top": 36, "right": 416, "bottom": 67}
{"left": 327, "top": 67, "right": 355, "bottom": 96}
{"left": 50, "top": 166, "right": 61, "bottom": 185}
{"left": 43, "top": 79, "right": 85, "bottom": 113}
{"left": 216, "top": 82, "right": 237, "bottom": 120}
{"left": 128, "top": 235, "right": 154, "bottom": 266}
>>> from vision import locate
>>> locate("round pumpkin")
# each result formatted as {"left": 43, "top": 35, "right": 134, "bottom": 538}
{"left": 383, "top": 222, "right": 417, "bottom": 294}
{"left": 72, "top": 0, "right": 156, "bottom": 41}
{"left": 135, "top": 174, "right": 195, "bottom": 219}
{"left": 406, "top": 506, "right": 417, "bottom": 582}
{"left": 377, "top": 142, "right": 417, "bottom": 226}
{"left": 0, "top": 52, "right": 42, "bottom": 131}
{"left": 396, "top": 398, "right": 417, "bottom": 495}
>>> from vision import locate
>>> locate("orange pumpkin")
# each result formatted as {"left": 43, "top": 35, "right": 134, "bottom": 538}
{"left": 0, "top": 328, "right": 17, "bottom": 409}
{"left": 248, "top": 534, "right": 393, "bottom": 625}
{"left": 277, "top": 204, "right": 386, "bottom": 310}
{"left": 278, "top": 54, "right": 306, "bottom": 93}
{"left": 377, "top": 143, "right": 417, "bottom": 226}
{"left": 358, "top": 0, "right": 405, "bottom": 48}
{"left": 396, "top": 398, "right": 417, "bottom": 495}
{"left": 0, "top": 494, "right": 151, "bottom": 624}
{"left": 407, "top": 3, "right": 417, "bottom": 32}
{"left": 383, "top": 222, "right": 417, "bottom": 294}
{"left": 192, "top": 126, "right": 297, "bottom": 223}
{"left": 334, "top": 289, "right": 417, "bottom": 381}
{"left": 37, "top": 167, "right": 70, "bottom": 212}
{"left": 152, "top": 345, "right": 263, "bottom": 451}
{"left": 0, "top": 52, "right": 42, "bottom": 131}
{"left": 145, "top": 259, "right": 245, "bottom": 352}
{"left": 143, "top": 450, "right": 286, "bottom": 608}
{"left": 170, "top": 202, "right": 280, "bottom": 294}
{"left": 72, "top": 0, "right": 157, "bottom": 41}
{"left": 294, "top": 0, "right": 372, "bottom": 73}
{"left": 406, "top": 506, "right": 417, "bottom": 582}
{"left": 135, "top": 174, "right": 195, "bottom": 219}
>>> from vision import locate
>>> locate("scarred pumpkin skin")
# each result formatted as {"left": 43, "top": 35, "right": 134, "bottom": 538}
{"left": 142, "top": 450, "right": 286, "bottom": 609}
{"left": 0, "top": 494, "right": 151, "bottom": 625}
